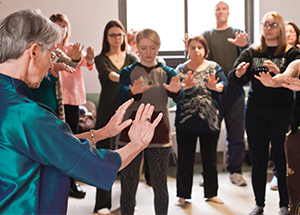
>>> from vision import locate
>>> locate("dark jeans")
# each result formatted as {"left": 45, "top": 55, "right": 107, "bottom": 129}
{"left": 64, "top": 104, "right": 79, "bottom": 134}
{"left": 176, "top": 129, "right": 220, "bottom": 198}
{"left": 94, "top": 136, "right": 116, "bottom": 212}
{"left": 219, "top": 84, "right": 246, "bottom": 174}
{"left": 245, "top": 104, "right": 292, "bottom": 207}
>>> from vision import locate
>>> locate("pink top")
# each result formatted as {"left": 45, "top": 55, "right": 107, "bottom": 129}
{"left": 60, "top": 42, "right": 93, "bottom": 106}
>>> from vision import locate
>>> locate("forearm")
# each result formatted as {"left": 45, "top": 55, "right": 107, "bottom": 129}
{"left": 109, "top": 71, "right": 120, "bottom": 82}
{"left": 115, "top": 140, "right": 144, "bottom": 171}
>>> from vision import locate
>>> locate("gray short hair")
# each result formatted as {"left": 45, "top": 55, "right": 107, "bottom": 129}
{"left": 0, "top": 8, "right": 62, "bottom": 63}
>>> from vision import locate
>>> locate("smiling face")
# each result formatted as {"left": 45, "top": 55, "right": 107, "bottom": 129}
{"left": 137, "top": 37, "right": 160, "bottom": 67}
{"left": 262, "top": 15, "right": 280, "bottom": 44}
{"left": 286, "top": 24, "right": 297, "bottom": 47}
{"left": 215, "top": 1, "right": 229, "bottom": 25}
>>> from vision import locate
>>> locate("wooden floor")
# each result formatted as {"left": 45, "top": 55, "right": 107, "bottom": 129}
{"left": 67, "top": 163, "right": 281, "bottom": 215}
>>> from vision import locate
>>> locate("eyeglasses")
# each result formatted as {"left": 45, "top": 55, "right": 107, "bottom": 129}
{"left": 263, "top": 22, "right": 279, "bottom": 29}
{"left": 107, "top": 32, "right": 125, "bottom": 38}
{"left": 50, "top": 51, "right": 60, "bottom": 63}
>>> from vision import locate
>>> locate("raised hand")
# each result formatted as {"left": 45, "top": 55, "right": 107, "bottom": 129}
{"left": 254, "top": 72, "right": 276, "bottom": 87}
{"left": 204, "top": 73, "right": 219, "bottom": 91}
{"left": 163, "top": 75, "right": 182, "bottom": 93}
{"left": 182, "top": 33, "right": 191, "bottom": 48}
{"left": 182, "top": 70, "right": 196, "bottom": 90}
{"left": 85, "top": 46, "right": 95, "bottom": 66}
{"left": 263, "top": 60, "right": 280, "bottom": 74}
{"left": 66, "top": 43, "right": 83, "bottom": 61}
{"left": 128, "top": 103, "right": 163, "bottom": 150}
{"left": 102, "top": 98, "right": 135, "bottom": 138}
{"left": 129, "top": 79, "right": 149, "bottom": 95}
{"left": 227, "top": 31, "right": 248, "bottom": 47}
{"left": 235, "top": 62, "right": 250, "bottom": 78}
{"left": 282, "top": 77, "right": 300, "bottom": 91}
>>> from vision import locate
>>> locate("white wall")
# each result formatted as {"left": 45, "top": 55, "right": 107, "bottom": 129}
{"left": 0, "top": 0, "right": 119, "bottom": 94}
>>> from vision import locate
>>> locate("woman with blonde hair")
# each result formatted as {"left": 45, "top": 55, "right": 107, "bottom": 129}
{"left": 117, "top": 28, "right": 188, "bottom": 215}
{"left": 229, "top": 11, "right": 300, "bottom": 215}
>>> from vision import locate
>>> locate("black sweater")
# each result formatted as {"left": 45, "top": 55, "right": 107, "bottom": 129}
{"left": 229, "top": 46, "right": 300, "bottom": 108}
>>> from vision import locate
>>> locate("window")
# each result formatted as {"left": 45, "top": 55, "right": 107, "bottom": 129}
{"left": 119, "top": 0, "right": 253, "bottom": 67}
{"left": 188, "top": 0, "right": 245, "bottom": 37}
{"left": 126, "top": 0, "right": 184, "bottom": 52}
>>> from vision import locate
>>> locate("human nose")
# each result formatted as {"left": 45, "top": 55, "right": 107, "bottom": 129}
{"left": 146, "top": 48, "right": 151, "bottom": 54}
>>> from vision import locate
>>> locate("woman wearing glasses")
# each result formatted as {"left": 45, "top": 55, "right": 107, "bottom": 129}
{"left": 93, "top": 20, "right": 139, "bottom": 215}
{"left": 228, "top": 11, "right": 300, "bottom": 215}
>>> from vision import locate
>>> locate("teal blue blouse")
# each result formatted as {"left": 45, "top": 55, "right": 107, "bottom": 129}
{"left": 0, "top": 73, "right": 121, "bottom": 214}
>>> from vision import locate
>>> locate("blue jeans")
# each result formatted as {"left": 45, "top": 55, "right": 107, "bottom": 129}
{"left": 245, "top": 104, "right": 292, "bottom": 207}
{"left": 219, "top": 84, "right": 245, "bottom": 174}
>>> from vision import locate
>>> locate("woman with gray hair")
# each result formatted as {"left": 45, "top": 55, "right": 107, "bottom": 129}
{"left": 0, "top": 9, "right": 162, "bottom": 215}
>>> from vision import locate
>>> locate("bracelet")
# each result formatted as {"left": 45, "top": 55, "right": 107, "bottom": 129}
{"left": 90, "top": 129, "right": 97, "bottom": 145}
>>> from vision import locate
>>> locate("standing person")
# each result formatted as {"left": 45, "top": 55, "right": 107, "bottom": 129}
{"left": 269, "top": 21, "right": 300, "bottom": 191}
{"left": 117, "top": 28, "right": 184, "bottom": 215}
{"left": 93, "top": 20, "right": 139, "bottom": 215}
{"left": 255, "top": 59, "right": 300, "bottom": 214}
{"left": 49, "top": 13, "right": 95, "bottom": 199}
{"left": 0, "top": 8, "right": 163, "bottom": 215}
{"left": 228, "top": 11, "right": 300, "bottom": 215}
{"left": 184, "top": 1, "right": 249, "bottom": 186}
{"left": 175, "top": 35, "right": 228, "bottom": 206}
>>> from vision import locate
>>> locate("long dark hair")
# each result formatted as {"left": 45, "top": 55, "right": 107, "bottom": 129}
{"left": 101, "top": 20, "right": 127, "bottom": 54}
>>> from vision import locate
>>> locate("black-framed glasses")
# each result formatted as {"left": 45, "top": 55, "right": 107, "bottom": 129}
{"left": 107, "top": 32, "right": 125, "bottom": 38}
{"left": 263, "top": 22, "right": 279, "bottom": 29}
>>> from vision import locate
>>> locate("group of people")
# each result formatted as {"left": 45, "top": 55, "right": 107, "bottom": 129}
{"left": 1, "top": 1, "right": 300, "bottom": 215}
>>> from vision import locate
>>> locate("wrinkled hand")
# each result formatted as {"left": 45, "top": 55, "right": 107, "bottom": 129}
{"left": 263, "top": 60, "right": 280, "bottom": 74}
{"left": 204, "top": 73, "right": 219, "bottom": 91}
{"left": 129, "top": 79, "right": 149, "bottom": 95}
{"left": 182, "top": 33, "right": 191, "bottom": 48}
{"left": 163, "top": 75, "right": 182, "bottom": 93}
{"left": 85, "top": 46, "right": 95, "bottom": 66}
{"left": 227, "top": 31, "right": 248, "bottom": 47}
{"left": 49, "top": 62, "right": 75, "bottom": 78}
{"left": 102, "top": 99, "right": 134, "bottom": 137}
{"left": 128, "top": 103, "right": 163, "bottom": 149}
{"left": 182, "top": 71, "right": 196, "bottom": 90}
{"left": 282, "top": 77, "right": 300, "bottom": 91}
{"left": 254, "top": 72, "right": 276, "bottom": 87}
{"left": 254, "top": 72, "right": 275, "bottom": 87}
{"left": 66, "top": 43, "right": 83, "bottom": 61}
{"left": 236, "top": 62, "right": 250, "bottom": 78}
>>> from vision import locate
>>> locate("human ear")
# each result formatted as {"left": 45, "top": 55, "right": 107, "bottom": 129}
{"left": 29, "top": 43, "right": 39, "bottom": 60}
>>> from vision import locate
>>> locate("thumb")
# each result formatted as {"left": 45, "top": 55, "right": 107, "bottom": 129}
{"left": 227, "top": 38, "right": 235, "bottom": 44}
